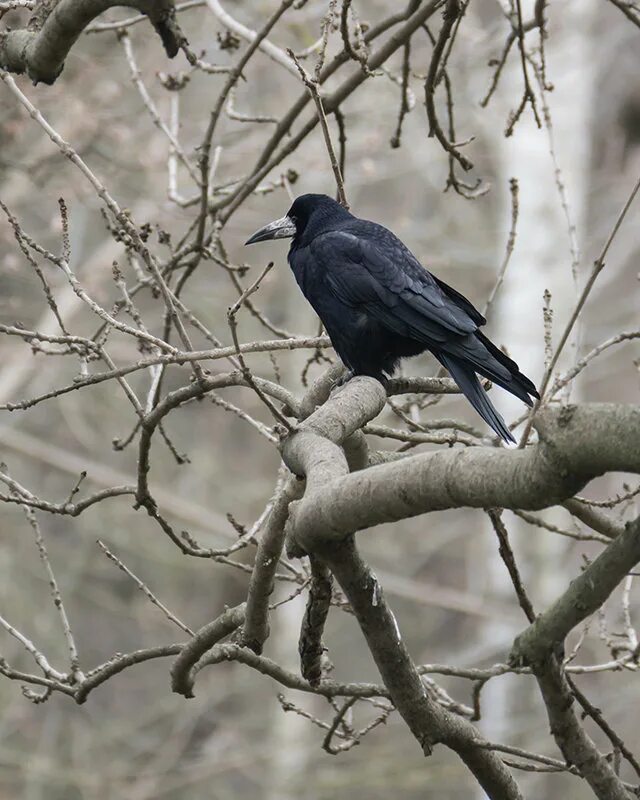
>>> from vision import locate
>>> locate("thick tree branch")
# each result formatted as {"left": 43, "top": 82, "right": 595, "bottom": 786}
{"left": 281, "top": 376, "right": 387, "bottom": 502}
{"left": 239, "top": 477, "right": 301, "bottom": 654}
{"left": 240, "top": 364, "right": 372, "bottom": 654}
{"left": 0, "top": 0, "right": 182, "bottom": 84}
{"left": 281, "top": 379, "right": 640, "bottom": 797}
{"left": 284, "top": 390, "right": 640, "bottom": 551}
{"left": 511, "top": 516, "right": 640, "bottom": 666}
{"left": 532, "top": 655, "right": 633, "bottom": 800}
{"left": 321, "top": 539, "right": 523, "bottom": 800}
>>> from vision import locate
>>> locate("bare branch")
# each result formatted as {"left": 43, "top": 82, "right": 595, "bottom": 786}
{"left": 239, "top": 476, "right": 301, "bottom": 654}
{"left": 520, "top": 170, "right": 640, "bottom": 445}
{"left": 170, "top": 604, "right": 245, "bottom": 697}
{"left": 285, "top": 395, "right": 640, "bottom": 551}
{"left": 299, "top": 557, "right": 333, "bottom": 686}
{"left": 288, "top": 49, "right": 349, "bottom": 208}
{"left": 0, "top": 0, "right": 182, "bottom": 84}
{"left": 511, "top": 516, "right": 640, "bottom": 667}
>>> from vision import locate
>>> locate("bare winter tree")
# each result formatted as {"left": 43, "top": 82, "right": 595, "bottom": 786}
{"left": 1, "top": 1, "right": 639, "bottom": 798}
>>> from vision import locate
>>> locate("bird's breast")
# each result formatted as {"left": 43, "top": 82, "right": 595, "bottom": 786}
{"left": 288, "top": 246, "right": 323, "bottom": 300}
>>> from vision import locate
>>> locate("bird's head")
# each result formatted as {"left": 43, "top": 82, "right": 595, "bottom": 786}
{"left": 245, "top": 193, "right": 350, "bottom": 247}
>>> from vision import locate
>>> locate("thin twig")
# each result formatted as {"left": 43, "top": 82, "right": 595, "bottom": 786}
{"left": 97, "top": 540, "right": 194, "bottom": 636}
{"left": 288, "top": 49, "right": 349, "bottom": 208}
{"left": 488, "top": 509, "right": 536, "bottom": 623}
{"left": 227, "top": 265, "right": 294, "bottom": 432}
{"left": 484, "top": 177, "right": 519, "bottom": 317}
{"left": 519, "top": 170, "right": 640, "bottom": 446}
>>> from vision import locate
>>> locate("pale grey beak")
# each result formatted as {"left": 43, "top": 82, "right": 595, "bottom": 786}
{"left": 245, "top": 215, "right": 296, "bottom": 245}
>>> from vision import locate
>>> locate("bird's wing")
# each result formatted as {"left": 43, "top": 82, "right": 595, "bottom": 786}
{"left": 432, "top": 276, "right": 486, "bottom": 326}
{"left": 310, "top": 227, "right": 479, "bottom": 344}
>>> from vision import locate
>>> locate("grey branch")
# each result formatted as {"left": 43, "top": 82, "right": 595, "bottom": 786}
{"left": 170, "top": 603, "right": 246, "bottom": 698}
{"left": 298, "top": 557, "right": 333, "bottom": 686}
{"left": 0, "top": 0, "right": 182, "bottom": 84}
{"left": 511, "top": 516, "right": 640, "bottom": 666}
{"left": 284, "top": 386, "right": 640, "bottom": 552}
{"left": 195, "top": 641, "right": 390, "bottom": 700}
{"left": 322, "top": 539, "right": 523, "bottom": 800}
{"left": 240, "top": 365, "right": 381, "bottom": 654}
{"left": 279, "top": 375, "right": 640, "bottom": 797}
{"left": 282, "top": 376, "right": 387, "bottom": 505}
{"left": 239, "top": 477, "right": 301, "bottom": 654}
{"left": 533, "top": 655, "right": 633, "bottom": 800}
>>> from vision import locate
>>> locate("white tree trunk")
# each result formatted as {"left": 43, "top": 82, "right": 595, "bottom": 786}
{"left": 474, "top": 3, "right": 597, "bottom": 788}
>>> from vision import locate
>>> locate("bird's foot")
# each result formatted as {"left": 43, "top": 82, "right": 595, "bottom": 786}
{"left": 332, "top": 368, "right": 354, "bottom": 388}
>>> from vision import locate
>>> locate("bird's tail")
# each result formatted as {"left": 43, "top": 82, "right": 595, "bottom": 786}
{"left": 473, "top": 331, "right": 539, "bottom": 403}
{"left": 440, "top": 332, "right": 538, "bottom": 408}
{"left": 437, "top": 354, "right": 515, "bottom": 443}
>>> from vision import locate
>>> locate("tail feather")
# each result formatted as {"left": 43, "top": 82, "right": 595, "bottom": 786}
{"left": 442, "top": 332, "right": 538, "bottom": 407}
{"left": 474, "top": 331, "right": 539, "bottom": 401}
{"left": 438, "top": 354, "right": 515, "bottom": 443}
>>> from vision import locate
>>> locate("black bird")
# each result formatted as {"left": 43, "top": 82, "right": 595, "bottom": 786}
{"left": 246, "top": 193, "right": 538, "bottom": 442}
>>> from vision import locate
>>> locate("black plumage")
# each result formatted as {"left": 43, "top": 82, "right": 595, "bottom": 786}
{"left": 245, "top": 193, "right": 539, "bottom": 443}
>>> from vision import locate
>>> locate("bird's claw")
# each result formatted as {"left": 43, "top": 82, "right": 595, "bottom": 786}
{"left": 333, "top": 368, "right": 353, "bottom": 388}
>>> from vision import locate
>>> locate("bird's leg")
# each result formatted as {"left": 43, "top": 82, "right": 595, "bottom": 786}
{"left": 333, "top": 369, "right": 390, "bottom": 392}
{"left": 332, "top": 367, "right": 353, "bottom": 388}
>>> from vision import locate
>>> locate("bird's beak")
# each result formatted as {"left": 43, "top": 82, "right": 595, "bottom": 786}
{"left": 245, "top": 215, "right": 296, "bottom": 245}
